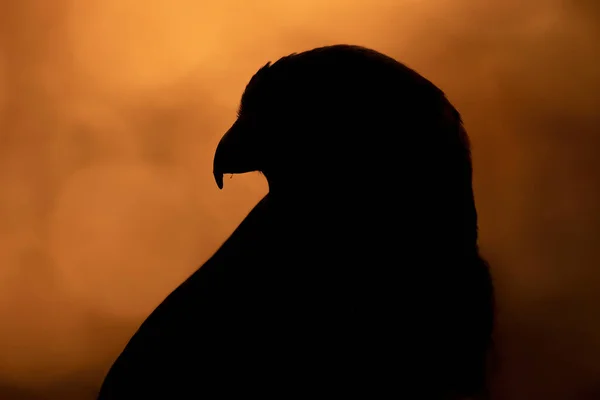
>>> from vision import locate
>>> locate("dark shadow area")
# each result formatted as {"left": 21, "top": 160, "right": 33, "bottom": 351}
{"left": 97, "top": 45, "right": 495, "bottom": 399}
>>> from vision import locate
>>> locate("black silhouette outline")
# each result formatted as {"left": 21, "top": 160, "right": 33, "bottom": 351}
{"left": 98, "top": 45, "right": 495, "bottom": 400}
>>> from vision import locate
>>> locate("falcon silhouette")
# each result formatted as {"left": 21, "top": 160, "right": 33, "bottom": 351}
{"left": 98, "top": 44, "right": 494, "bottom": 400}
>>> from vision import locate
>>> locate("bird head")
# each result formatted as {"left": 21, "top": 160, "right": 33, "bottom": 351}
{"left": 213, "top": 44, "right": 478, "bottom": 243}
{"left": 213, "top": 45, "right": 410, "bottom": 194}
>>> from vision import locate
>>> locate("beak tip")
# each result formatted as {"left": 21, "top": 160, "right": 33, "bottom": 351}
{"left": 214, "top": 172, "right": 224, "bottom": 190}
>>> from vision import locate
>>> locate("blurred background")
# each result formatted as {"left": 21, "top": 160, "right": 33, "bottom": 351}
{"left": 0, "top": 0, "right": 598, "bottom": 398}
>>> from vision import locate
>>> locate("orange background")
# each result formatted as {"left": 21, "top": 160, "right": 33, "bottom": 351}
{"left": 0, "top": 1, "right": 599, "bottom": 398}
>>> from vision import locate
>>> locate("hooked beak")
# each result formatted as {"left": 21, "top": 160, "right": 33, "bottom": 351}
{"left": 213, "top": 118, "right": 260, "bottom": 190}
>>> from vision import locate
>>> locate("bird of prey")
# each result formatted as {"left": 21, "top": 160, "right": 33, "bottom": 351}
{"left": 97, "top": 44, "right": 495, "bottom": 400}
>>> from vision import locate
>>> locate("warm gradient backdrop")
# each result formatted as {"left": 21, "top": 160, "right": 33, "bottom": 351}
{"left": 0, "top": 0, "right": 599, "bottom": 398}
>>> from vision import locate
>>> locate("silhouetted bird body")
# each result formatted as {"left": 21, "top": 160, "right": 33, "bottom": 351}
{"left": 98, "top": 45, "right": 494, "bottom": 399}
